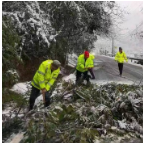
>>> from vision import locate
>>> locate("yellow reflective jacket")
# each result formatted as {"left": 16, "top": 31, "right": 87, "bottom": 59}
{"left": 76, "top": 54, "right": 94, "bottom": 72}
{"left": 115, "top": 51, "right": 128, "bottom": 63}
{"left": 31, "top": 60, "right": 60, "bottom": 91}
{"left": 90, "top": 54, "right": 95, "bottom": 60}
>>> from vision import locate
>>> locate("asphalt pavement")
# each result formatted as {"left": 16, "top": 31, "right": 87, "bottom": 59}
{"left": 92, "top": 55, "right": 143, "bottom": 85}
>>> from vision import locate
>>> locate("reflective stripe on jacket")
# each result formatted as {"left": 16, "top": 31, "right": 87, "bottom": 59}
{"left": 76, "top": 54, "right": 94, "bottom": 72}
{"left": 115, "top": 51, "right": 128, "bottom": 63}
{"left": 31, "top": 60, "right": 60, "bottom": 91}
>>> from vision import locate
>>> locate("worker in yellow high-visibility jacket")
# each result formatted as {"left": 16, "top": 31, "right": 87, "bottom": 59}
{"left": 89, "top": 53, "right": 95, "bottom": 79}
{"left": 115, "top": 47, "right": 128, "bottom": 76}
{"left": 29, "top": 60, "right": 61, "bottom": 110}
{"left": 76, "top": 51, "right": 95, "bottom": 85}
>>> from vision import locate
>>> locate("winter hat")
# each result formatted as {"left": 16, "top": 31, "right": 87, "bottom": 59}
{"left": 84, "top": 51, "right": 89, "bottom": 58}
{"left": 119, "top": 47, "right": 122, "bottom": 50}
{"left": 52, "top": 60, "right": 61, "bottom": 68}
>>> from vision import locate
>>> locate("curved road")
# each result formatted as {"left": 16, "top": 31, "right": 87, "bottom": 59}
{"left": 92, "top": 55, "right": 143, "bottom": 85}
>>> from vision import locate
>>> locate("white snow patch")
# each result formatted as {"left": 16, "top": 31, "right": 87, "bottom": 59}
{"left": 63, "top": 74, "right": 76, "bottom": 83}
{"left": 2, "top": 107, "right": 13, "bottom": 115}
{"left": 7, "top": 69, "right": 19, "bottom": 77}
{"left": 51, "top": 90, "right": 58, "bottom": 97}
{"left": 64, "top": 94, "right": 73, "bottom": 99}
{"left": 118, "top": 120, "right": 127, "bottom": 129}
{"left": 49, "top": 34, "right": 58, "bottom": 42}
{"left": 101, "top": 55, "right": 115, "bottom": 59}
{"left": 5, "top": 132, "right": 24, "bottom": 143}
{"left": 91, "top": 80, "right": 134, "bottom": 85}
{"left": 127, "top": 59, "right": 143, "bottom": 68}
{"left": 10, "top": 82, "right": 31, "bottom": 95}
{"left": 35, "top": 94, "right": 43, "bottom": 105}
{"left": 54, "top": 106, "right": 63, "bottom": 111}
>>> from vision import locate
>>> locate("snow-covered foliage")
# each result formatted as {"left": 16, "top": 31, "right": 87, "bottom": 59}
{"left": 2, "top": 76, "right": 143, "bottom": 142}
{"left": 3, "top": 1, "right": 57, "bottom": 59}
{"left": 63, "top": 73, "right": 76, "bottom": 83}
{"left": 67, "top": 53, "right": 77, "bottom": 68}
{"left": 11, "top": 80, "right": 142, "bottom": 143}
{"left": 6, "top": 70, "right": 19, "bottom": 84}
{"left": 2, "top": 1, "right": 116, "bottom": 61}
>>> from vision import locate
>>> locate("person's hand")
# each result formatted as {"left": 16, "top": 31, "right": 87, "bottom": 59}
{"left": 41, "top": 88, "right": 47, "bottom": 103}
{"left": 43, "top": 95, "right": 45, "bottom": 103}
{"left": 84, "top": 67, "right": 88, "bottom": 70}
{"left": 84, "top": 67, "right": 91, "bottom": 70}
{"left": 42, "top": 88, "right": 47, "bottom": 94}
{"left": 88, "top": 68, "right": 92, "bottom": 70}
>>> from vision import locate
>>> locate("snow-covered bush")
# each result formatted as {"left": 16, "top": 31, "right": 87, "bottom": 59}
{"left": 5, "top": 70, "right": 19, "bottom": 86}
{"left": 2, "top": 1, "right": 116, "bottom": 63}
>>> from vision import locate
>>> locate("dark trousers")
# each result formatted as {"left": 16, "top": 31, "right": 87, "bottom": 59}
{"left": 29, "top": 86, "right": 51, "bottom": 110}
{"left": 118, "top": 63, "right": 123, "bottom": 75}
{"left": 89, "top": 68, "right": 95, "bottom": 79}
{"left": 76, "top": 70, "right": 89, "bottom": 84}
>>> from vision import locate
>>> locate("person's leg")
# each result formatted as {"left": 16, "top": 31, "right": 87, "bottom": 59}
{"left": 76, "top": 70, "right": 82, "bottom": 84}
{"left": 89, "top": 68, "right": 95, "bottom": 79}
{"left": 29, "top": 86, "right": 40, "bottom": 110}
{"left": 118, "top": 63, "right": 120, "bottom": 75}
{"left": 118, "top": 63, "right": 122, "bottom": 75}
{"left": 44, "top": 91, "right": 51, "bottom": 107}
{"left": 83, "top": 71, "right": 89, "bottom": 82}
{"left": 120, "top": 63, "right": 123, "bottom": 75}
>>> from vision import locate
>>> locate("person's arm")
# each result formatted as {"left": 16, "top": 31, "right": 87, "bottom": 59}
{"left": 37, "top": 62, "right": 47, "bottom": 102}
{"left": 37, "top": 63, "right": 46, "bottom": 89}
{"left": 46, "top": 71, "right": 60, "bottom": 91}
{"left": 124, "top": 52, "right": 128, "bottom": 62}
{"left": 92, "top": 55, "right": 95, "bottom": 60}
{"left": 115, "top": 52, "right": 118, "bottom": 61}
{"left": 41, "top": 88, "right": 46, "bottom": 103}
{"left": 77, "top": 56, "right": 84, "bottom": 69}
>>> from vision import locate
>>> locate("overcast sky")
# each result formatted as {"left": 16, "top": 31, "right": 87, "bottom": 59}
{"left": 94, "top": 1, "right": 143, "bottom": 55}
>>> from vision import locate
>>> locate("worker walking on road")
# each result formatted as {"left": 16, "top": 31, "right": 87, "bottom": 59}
{"left": 29, "top": 60, "right": 61, "bottom": 110}
{"left": 115, "top": 47, "right": 128, "bottom": 76}
{"left": 76, "top": 51, "right": 95, "bottom": 85}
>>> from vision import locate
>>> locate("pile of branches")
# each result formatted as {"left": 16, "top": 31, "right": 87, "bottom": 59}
{"left": 21, "top": 82, "right": 143, "bottom": 143}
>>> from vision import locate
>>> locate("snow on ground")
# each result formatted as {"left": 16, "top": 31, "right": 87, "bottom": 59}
{"left": 118, "top": 120, "right": 127, "bottom": 129}
{"left": 62, "top": 71, "right": 136, "bottom": 85}
{"left": 63, "top": 73, "right": 76, "bottom": 83}
{"left": 5, "top": 132, "right": 24, "bottom": 143}
{"left": 51, "top": 83, "right": 63, "bottom": 97}
{"left": 10, "top": 81, "right": 43, "bottom": 106}
{"left": 91, "top": 80, "right": 135, "bottom": 85}
{"left": 2, "top": 107, "right": 25, "bottom": 123}
{"left": 35, "top": 94, "right": 43, "bottom": 106}
{"left": 3, "top": 82, "right": 31, "bottom": 122}
{"left": 10, "top": 82, "right": 31, "bottom": 95}
{"left": 101, "top": 55, "right": 115, "bottom": 59}
{"left": 127, "top": 59, "right": 143, "bottom": 68}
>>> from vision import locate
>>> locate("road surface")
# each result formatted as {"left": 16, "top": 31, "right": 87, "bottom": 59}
{"left": 92, "top": 55, "right": 143, "bottom": 85}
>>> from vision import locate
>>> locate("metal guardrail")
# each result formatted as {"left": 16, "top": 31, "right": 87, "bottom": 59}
{"left": 127, "top": 57, "right": 143, "bottom": 61}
